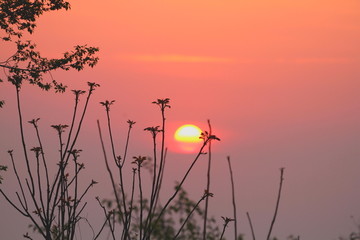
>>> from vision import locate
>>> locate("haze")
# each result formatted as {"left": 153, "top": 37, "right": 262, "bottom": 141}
{"left": 1, "top": 0, "right": 359, "bottom": 239}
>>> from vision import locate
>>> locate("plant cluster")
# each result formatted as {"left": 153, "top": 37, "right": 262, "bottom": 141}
{"left": 0, "top": 82, "right": 100, "bottom": 239}
{"left": 96, "top": 97, "right": 223, "bottom": 240}
{"left": 0, "top": 1, "right": 312, "bottom": 240}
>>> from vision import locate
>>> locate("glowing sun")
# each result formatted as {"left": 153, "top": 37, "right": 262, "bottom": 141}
{"left": 174, "top": 124, "right": 202, "bottom": 143}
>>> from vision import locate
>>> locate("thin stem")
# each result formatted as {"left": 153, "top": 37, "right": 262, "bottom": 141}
{"left": 121, "top": 121, "right": 135, "bottom": 167}
{"left": 35, "top": 152, "right": 46, "bottom": 223}
{"left": 23, "top": 178, "right": 48, "bottom": 233}
{"left": 266, "top": 168, "right": 285, "bottom": 240}
{"left": 32, "top": 122, "right": 50, "bottom": 221}
{"left": 50, "top": 84, "right": 96, "bottom": 225}
{"left": 154, "top": 148, "right": 167, "bottom": 210}
{"left": 147, "top": 138, "right": 211, "bottom": 238}
{"left": 104, "top": 108, "right": 129, "bottom": 239}
{"left": 62, "top": 91, "right": 80, "bottom": 160}
{"left": 15, "top": 86, "right": 35, "bottom": 194}
{"left": 203, "top": 119, "right": 212, "bottom": 240}
{"left": 65, "top": 83, "right": 96, "bottom": 165}
{"left": 154, "top": 109, "right": 166, "bottom": 203}
{"left": 227, "top": 156, "right": 238, "bottom": 240}
{"left": 246, "top": 212, "right": 256, "bottom": 240}
{"left": 219, "top": 217, "right": 233, "bottom": 240}
{"left": 8, "top": 150, "right": 28, "bottom": 209}
{"left": 127, "top": 169, "right": 137, "bottom": 237}
{"left": 143, "top": 134, "right": 157, "bottom": 237}
{"left": 97, "top": 120, "right": 125, "bottom": 226}
{"left": 173, "top": 194, "right": 206, "bottom": 239}
{"left": 70, "top": 156, "right": 80, "bottom": 240}
{"left": 0, "top": 189, "right": 28, "bottom": 216}
{"left": 95, "top": 197, "right": 116, "bottom": 240}
{"left": 138, "top": 166, "right": 144, "bottom": 240}
{"left": 219, "top": 227, "right": 226, "bottom": 240}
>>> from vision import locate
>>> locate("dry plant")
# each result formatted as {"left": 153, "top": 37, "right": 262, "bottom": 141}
{"left": 0, "top": 2, "right": 292, "bottom": 240}
{"left": 96, "top": 97, "right": 289, "bottom": 240}
{"left": 0, "top": 82, "right": 100, "bottom": 240}
{"left": 97, "top": 98, "right": 222, "bottom": 240}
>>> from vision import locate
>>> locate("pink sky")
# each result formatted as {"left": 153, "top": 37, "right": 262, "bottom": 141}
{"left": 1, "top": 0, "right": 360, "bottom": 239}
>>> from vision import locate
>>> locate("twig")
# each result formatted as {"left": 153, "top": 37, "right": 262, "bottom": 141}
{"left": 121, "top": 120, "right": 135, "bottom": 167}
{"left": 203, "top": 119, "right": 212, "bottom": 240}
{"left": 15, "top": 86, "right": 35, "bottom": 195}
{"left": 8, "top": 150, "right": 28, "bottom": 209}
{"left": 266, "top": 168, "right": 285, "bottom": 240}
{"left": 95, "top": 197, "right": 116, "bottom": 240}
{"left": 227, "top": 156, "right": 238, "bottom": 240}
{"left": 219, "top": 216, "right": 234, "bottom": 240}
{"left": 102, "top": 101, "right": 129, "bottom": 238}
{"left": 138, "top": 159, "right": 144, "bottom": 240}
{"left": 143, "top": 126, "right": 159, "bottom": 237}
{"left": 96, "top": 120, "right": 125, "bottom": 227}
{"left": 126, "top": 168, "right": 137, "bottom": 236}
{"left": 246, "top": 212, "right": 256, "bottom": 240}
{"left": 174, "top": 192, "right": 210, "bottom": 239}
{"left": 148, "top": 132, "right": 218, "bottom": 238}
{"left": 30, "top": 120, "right": 50, "bottom": 221}
{"left": 154, "top": 147, "right": 167, "bottom": 210}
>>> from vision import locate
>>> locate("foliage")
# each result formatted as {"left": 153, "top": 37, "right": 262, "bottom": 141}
{"left": 0, "top": 164, "right": 7, "bottom": 184}
{"left": 0, "top": 0, "right": 70, "bottom": 38}
{"left": 338, "top": 217, "right": 360, "bottom": 240}
{"left": 0, "top": 2, "right": 296, "bottom": 240}
{"left": 121, "top": 185, "right": 222, "bottom": 240}
{"left": 0, "top": 0, "right": 99, "bottom": 107}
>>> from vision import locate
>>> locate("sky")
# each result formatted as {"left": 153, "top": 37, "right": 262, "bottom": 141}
{"left": 1, "top": 0, "right": 360, "bottom": 239}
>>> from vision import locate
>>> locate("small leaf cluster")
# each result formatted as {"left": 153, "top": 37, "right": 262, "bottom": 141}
{"left": 0, "top": 0, "right": 99, "bottom": 92}
{"left": 0, "top": 164, "right": 8, "bottom": 184}
{"left": 0, "top": 0, "right": 70, "bottom": 39}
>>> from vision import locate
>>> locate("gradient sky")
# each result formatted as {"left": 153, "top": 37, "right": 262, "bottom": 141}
{"left": 1, "top": 0, "right": 360, "bottom": 239}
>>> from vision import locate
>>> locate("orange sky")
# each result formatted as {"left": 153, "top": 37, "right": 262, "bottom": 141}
{"left": 1, "top": 0, "right": 360, "bottom": 239}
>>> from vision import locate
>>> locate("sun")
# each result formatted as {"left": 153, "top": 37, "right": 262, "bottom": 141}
{"left": 174, "top": 124, "right": 202, "bottom": 143}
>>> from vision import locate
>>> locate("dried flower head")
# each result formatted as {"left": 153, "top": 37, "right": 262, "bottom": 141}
{"left": 69, "top": 149, "right": 82, "bottom": 159}
{"left": 144, "top": 126, "right": 162, "bottom": 138}
{"left": 132, "top": 156, "right": 147, "bottom": 168}
{"left": 28, "top": 118, "right": 40, "bottom": 127}
{"left": 71, "top": 89, "right": 86, "bottom": 102}
{"left": 100, "top": 100, "right": 115, "bottom": 112}
{"left": 127, "top": 120, "right": 136, "bottom": 128}
{"left": 87, "top": 82, "right": 100, "bottom": 92}
{"left": 30, "top": 146, "right": 42, "bottom": 157}
{"left": 51, "top": 124, "right": 69, "bottom": 134}
{"left": 221, "top": 216, "right": 235, "bottom": 225}
{"left": 200, "top": 131, "right": 220, "bottom": 142}
{"left": 152, "top": 98, "right": 171, "bottom": 111}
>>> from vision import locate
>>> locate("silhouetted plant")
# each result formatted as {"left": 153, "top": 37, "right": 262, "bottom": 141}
{"left": 0, "top": 2, "right": 302, "bottom": 240}
{"left": 0, "top": 82, "right": 99, "bottom": 239}
{"left": 220, "top": 216, "right": 235, "bottom": 240}
{"left": 0, "top": 0, "right": 99, "bottom": 107}
{"left": 339, "top": 217, "right": 360, "bottom": 240}
{"left": 128, "top": 185, "right": 221, "bottom": 240}
{"left": 97, "top": 98, "right": 224, "bottom": 240}
{"left": 266, "top": 168, "right": 285, "bottom": 240}
{"left": 0, "top": 3, "right": 100, "bottom": 234}
{"left": 227, "top": 156, "right": 238, "bottom": 240}
{"left": 203, "top": 119, "right": 214, "bottom": 240}
{"left": 0, "top": 164, "right": 7, "bottom": 184}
